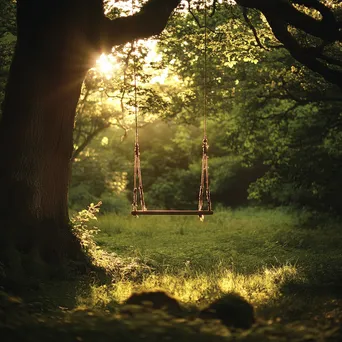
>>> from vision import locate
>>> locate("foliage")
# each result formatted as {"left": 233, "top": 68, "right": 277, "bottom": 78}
{"left": 70, "top": 118, "right": 264, "bottom": 211}
{"left": 68, "top": 0, "right": 342, "bottom": 215}
{"left": 0, "top": 0, "right": 16, "bottom": 117}
{"left": 70, "top": 128, "right": 131, "bottom": 213}
{"left": 150, "top": 3, "right": 342, "bottom": 213}
{"left": 73, "top": 37, "right": 170, "bottom": 160}
{"left": 71, "top": 202, "right": 102, "bottom": 255}
{"left": 70, "top": 202, "right": 153, "bottom": 282}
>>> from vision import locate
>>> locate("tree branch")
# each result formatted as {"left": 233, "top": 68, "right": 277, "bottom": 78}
{"left": 266, "top": 16, "right": 342, "bottom": 88}
{"left": 236, "top": 0, "right": 340, "bottom": 42}
{"left": 242, "top": 7, "right": 268, "bottom": 50}
{"left": 100, "top": 0, "right": 181, "bottom": 50}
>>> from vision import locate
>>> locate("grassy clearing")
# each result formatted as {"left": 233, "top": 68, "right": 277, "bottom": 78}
{"left": 2, "top": 207, "right": 342, "bottom": 341}
{"left": 96, "top": 208, "right": 299, "bottom": 271}
{"left": 96, "top": 207, "right": 341, "bottom": 275}
{"left": 77, "top": 207, "right": 342, "bottom": 323}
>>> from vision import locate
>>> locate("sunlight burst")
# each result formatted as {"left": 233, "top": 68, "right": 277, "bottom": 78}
{"left": 96, "top": 53, "right": 117, "bottom": 79}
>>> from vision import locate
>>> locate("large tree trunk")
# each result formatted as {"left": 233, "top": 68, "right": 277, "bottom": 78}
{"left": 0, "top": 0, "right": 180, "bottom": 280}
{"left": 0, "top": 1, "right": 93, "bottom": 278}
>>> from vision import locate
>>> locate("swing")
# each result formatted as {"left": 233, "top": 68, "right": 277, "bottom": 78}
{"left": 131, "top": 1, "right": 213, "bottom": 218}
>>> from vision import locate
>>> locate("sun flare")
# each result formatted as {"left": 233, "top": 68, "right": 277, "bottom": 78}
{"left": 96, "top": 53, "right": 117, "bottom": 78}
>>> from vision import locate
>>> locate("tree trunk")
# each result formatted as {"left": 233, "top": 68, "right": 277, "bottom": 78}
{"left": 0, "top": 1, "right": 97, "bottom": 277}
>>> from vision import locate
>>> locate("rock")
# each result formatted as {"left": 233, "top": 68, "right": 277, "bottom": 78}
{"left": 124, "top": 291, "right": 182, "bottom": 314}
{"left": 200, "top": 292, "right": 255, "bottom": 329}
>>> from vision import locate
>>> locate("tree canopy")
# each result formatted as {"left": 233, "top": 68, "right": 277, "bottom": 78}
{"left": 67, "top": 0, "right": 342, "bottom": 215}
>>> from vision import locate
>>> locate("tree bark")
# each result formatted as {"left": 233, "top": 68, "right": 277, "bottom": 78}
{"left": 0, "top": 0, "right": 180, "bottom": 279}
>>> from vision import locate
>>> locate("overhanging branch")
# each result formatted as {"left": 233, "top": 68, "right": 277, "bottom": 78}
{"left": 235, "top": 0, "right": 342, "bottom": 88}
{"left": 242, "top": 7, "right": 268, "bottom": 50}
{"left": 236, "top": 0, "right": 340, "bottom": 42}
{"left": 100, "top": 0, "right": 181, "bottom": 50}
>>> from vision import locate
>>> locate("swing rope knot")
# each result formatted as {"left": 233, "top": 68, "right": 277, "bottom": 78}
{"left": 202, "top": 136, "right": 209, "bottom": 155}
{"left": 134, "top": 142, "right": 140, "bottom": 156}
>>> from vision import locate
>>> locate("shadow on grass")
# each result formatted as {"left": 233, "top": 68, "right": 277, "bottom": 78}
{"left": 256, "top": 267, "right": 342, "bottom": 323}
{"left": 2, "top": 288, "right": 342, "bottom": 342}
{"left": 1, "top": 294, "right": 230, "bottom": 342}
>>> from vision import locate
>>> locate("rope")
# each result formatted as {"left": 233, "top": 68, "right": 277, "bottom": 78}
{"left": 203, "top": 0, "right": 208, "bottom": 136}
{"left": 132, "top": 0, "right": 146, "bottom": 212}
{"left": 198, "top": 0, "right": 212, "bottom": 216}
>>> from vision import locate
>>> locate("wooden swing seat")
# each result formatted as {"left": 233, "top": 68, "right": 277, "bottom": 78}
{"left": 131, "top": 209, "right": 213, "bottom": 216}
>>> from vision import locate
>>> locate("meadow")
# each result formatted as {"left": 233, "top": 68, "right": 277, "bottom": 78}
{"left": 91, "top": 207, "right": 342, "bottom": 321}
{"left": 2, "top": 207, "right": 342, "bottom": 341}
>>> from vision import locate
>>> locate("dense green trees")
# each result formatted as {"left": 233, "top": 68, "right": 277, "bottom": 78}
{"left": 156, "top": 2, "right": 342, "bottom": 213}
{"left": 71, "top": 1, "right": 342, "bottom": 214}
{"left": 0, "top": 0, "right": 16, "bottom": 114}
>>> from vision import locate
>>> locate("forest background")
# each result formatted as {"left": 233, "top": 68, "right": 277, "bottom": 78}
{"left": 1, "top": 0, "right": 342, "bottom": 216}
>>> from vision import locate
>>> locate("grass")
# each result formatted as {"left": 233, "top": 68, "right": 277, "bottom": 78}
{"left": 1, "top": 207, "right": 342, "bottom": 341}
{"left": 96, "top": 207, "right": 341, "bottom": 275}
{"left": 97, "top": 208, "right": 299, "bottom": 272}
{"left": 78, "top": 207, "right": 342, "bottom": 322}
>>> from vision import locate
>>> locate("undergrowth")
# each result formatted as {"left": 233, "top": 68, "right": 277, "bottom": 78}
{"left": 71, "top": 202, "right": 153, "bottom": 282}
